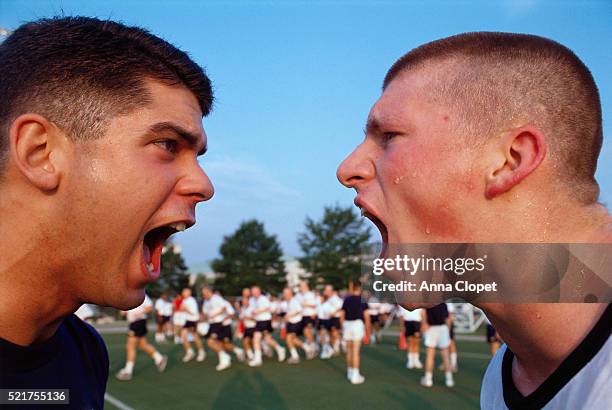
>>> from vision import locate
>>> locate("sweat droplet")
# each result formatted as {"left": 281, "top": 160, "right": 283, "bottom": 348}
{"left": 425, "top": 226, "right": 431, "bottom": 235}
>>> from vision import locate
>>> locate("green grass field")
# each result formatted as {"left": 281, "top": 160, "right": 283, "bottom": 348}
{"left": 102, "top": 328, "right": 491, "bottom": 410}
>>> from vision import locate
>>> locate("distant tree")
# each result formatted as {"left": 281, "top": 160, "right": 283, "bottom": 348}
{"left": 146, "top": 243, "right": 190, "bottom": 298}
{"left": 212, "top": 220, "right": 287, "bottom": 296}
{"left": 298, "top": 205, "right": 371, "bottom": 289}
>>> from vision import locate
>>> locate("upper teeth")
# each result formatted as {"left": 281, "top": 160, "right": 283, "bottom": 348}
{"left": 170, "top": 222, "right": 187, "bottom": 232}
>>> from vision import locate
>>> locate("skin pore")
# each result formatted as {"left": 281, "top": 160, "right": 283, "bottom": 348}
{"left": 0, "top": 79, "right": 213, "bottom": 346}
{"left": 337, "top": 62, "right": 612, "bottom": 396}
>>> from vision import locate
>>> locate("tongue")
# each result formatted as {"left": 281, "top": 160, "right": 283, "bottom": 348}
{"left": 143, "top": 243, "right": 152, "bottom": 265}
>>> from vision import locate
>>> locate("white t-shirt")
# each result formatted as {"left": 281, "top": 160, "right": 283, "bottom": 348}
{"left": 155, "top": 298, "right": 173, "bottom": 316}
{"left": 253, "top": 295, "right": 272, "bottom": 321}
{"left": 277, "top": 300, "right": 288, "bottom": 315}
{"left": 127, "top": 295, "right": 152, "bottom": 323}
{"left": 298, "top": 291, "right": 317, "bottom": 317}
{"left": 400, "top": 306, "right": 422, "bottom": 322}
{"left": 368, "top": 301, "right": 380, "bottom": 315}
{"left": 181, "top": 296, "right": 200, "bottom": 322}
{"left": 317, "top": 299, "right": 331, "bottom": 320}
{"left": 287, "top": 297, "right": 303, "bottom": 324}
{"left": 328, "top": 294, "right": 343, "bottom": 318}
{"left": 222, "top": 300, "right": 235, "bottom": 326}
{"left": 202, "top": 294, "right": 226, "bottom": 324}
{"left": 481, "top": 335, "right": 611, "bottom": 409}
{"left": 240, "top": 304, "right": 256, "bottom": 328}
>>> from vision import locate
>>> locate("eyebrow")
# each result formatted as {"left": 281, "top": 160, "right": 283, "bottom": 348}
{"left": 364, "top": 116, "right": 381, "bottom": 136}
{"left": 148, "top": 121, "right": 207, "bottom": 156}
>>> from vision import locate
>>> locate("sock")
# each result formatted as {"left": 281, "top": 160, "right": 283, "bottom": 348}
{"left": 198, "top": 348, "right": 205, "bottom": 355}
{"left": 290, "top": 348, "right": 298, "bottom": 359}
{"left": 355, "top": 367, "right": 361, "bottom": 377}
{"left": 276, "top": 345, "right": 284, "bottom": 355}
{"left": 347, "top": 367, "right": 353, "bottom": 378}
{"left": 445, "top": 371, "right": 453, "bottom": 378}
{"left": 424, "top": 371, "right": 433, "bottom": 381}
{"left": 407, "top": 353, "right": 413, "bottom": 365}
{"left": 234, "top": 347, "right": 243, "bottom": 356}
{"left": 125, "top": 361, "right": 134, "bottom": 373}
{"left": 246, "top": 349, "right": 253, "bottom": 360}
{"left": 451, "top": 352, "right": 457, "bottom": 368}
{"left": 153, "top": 351, "right": 163, "bottom": 364}
{"left": 333, "top": 340, "right": 340, "bottom": 351}
{"left": 217, "top": 352, "right": 224, "bottom": 362}
{"left": 186, "top": 348, "right": 194, "bottom": 356}
{"left": 254, "top": 349, "right": 262, "bottom": 362}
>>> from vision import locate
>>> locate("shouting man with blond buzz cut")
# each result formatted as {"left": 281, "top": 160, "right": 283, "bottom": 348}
{"left": 0, "top": 16, "right": 214, "bottom": 408}
{"left": 338, "top": 32, "right": 610, "bottom": 409}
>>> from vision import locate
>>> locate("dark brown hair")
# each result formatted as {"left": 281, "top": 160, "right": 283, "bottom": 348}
{"left": 0, "top": 16, "right": 214, "bottom": 175}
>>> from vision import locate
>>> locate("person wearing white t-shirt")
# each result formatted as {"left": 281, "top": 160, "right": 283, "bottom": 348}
{"left": 154, "top": 293, "right": 173, "bottom": 343}
{"left": 248, "top": 286, "right": 286, "bottom": 367}
{"left": 298, "top": 281, "right": 318, "bottom": 352}
{"left": 179, "top": 288, "right": 205, "bottom": 363}
{"left": 116, "top": 294, "right": 167, "bottom": 380}
{"left": 201, "top": 287, "right": 243, "bottom": 371}
{"left": 283, "top": 287, "right": 313, "bottom": 364}
{"left": 446, "top": 302, "right": 458, "bottom": 372}
{"left": 399, "top": 306, "right": 423, "bottom": 369}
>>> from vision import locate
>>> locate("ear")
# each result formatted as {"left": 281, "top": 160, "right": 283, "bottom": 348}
{"left": 485, "top": 126, "right": 547, "bottom": 199}
{"left": 9, "top": 114, "right": 66, "bottom": 191}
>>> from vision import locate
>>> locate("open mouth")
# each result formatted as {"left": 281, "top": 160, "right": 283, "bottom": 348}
{"left": 141, "top": 222, "right": 188, "bottom": 280}
{"left": 355, "top": 201, "right": 389, "bottom": 256}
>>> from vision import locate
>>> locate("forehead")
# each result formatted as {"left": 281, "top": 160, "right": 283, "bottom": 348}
{"left": 369, "top": 64, "right": 454, "bottom": 127}
{"left": 115, "top": 79, "right": 206, "bottom": 143}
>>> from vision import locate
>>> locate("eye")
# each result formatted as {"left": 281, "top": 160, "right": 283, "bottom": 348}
{"left": 381, "top": 132, "right": 399, "bottom": 144}
{"left": 154, "top": 139, "right": 178, "bottom": 154}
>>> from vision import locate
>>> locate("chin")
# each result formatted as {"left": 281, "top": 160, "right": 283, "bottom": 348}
{"left": 106, "top": 286, "right": 146, "bottom": 311}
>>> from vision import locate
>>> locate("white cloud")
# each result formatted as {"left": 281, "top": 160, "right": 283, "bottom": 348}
{"left": 202, "top": 156, "right": 302, "bottom": 201}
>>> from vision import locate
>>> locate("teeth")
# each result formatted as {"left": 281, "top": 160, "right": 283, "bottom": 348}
{"left": 147, "top": 263, "right": 155, "bottom": 272}
{"left": 170, "top": 222, "right": 187, "bottom": 232}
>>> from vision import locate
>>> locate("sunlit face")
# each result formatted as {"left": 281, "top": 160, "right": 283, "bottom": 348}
{"left": 337, "top": 68, "right": 482, "bottom": 249}
{"left": 337, "top": 68, "right": 486, "bottom": 311}
{"left": 182, "top": 288, "right": 193, "bottom": 299}
{"left": 299, "top": 281, "right": 309, "bottom": 293}
{"left": 63, "top": 80, "right": 213, "bottom": 309}
{"left": 283, "top": 288, "right": 292, "bottom": 300}
{"left": 251, "top": 287, "right": 261, "bottom": 298}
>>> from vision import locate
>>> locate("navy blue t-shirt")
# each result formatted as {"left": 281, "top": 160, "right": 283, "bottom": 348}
{"left": 425, "top": 303, "right": 449, "bottom": 326}
{"left": 0, "top": 314, "right": 109, "bottom": 409}
{"left": 342, "top": 295, "right": 369, "bottom": 321}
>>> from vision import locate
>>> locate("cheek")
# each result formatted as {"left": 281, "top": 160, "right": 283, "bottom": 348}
{"left": 382, "top": 142, "right": 463, "bottom": 238}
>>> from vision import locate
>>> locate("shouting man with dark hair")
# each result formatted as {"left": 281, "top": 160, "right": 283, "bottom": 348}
{"left": 0, "top": 16, "right": 214, "bottom": 408}
{"left": 338, "top": 32, "right": 611, "bottom": 409}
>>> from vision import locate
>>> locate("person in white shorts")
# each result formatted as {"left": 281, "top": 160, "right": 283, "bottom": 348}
{"left": 116, "top": 294, "right": 167, "bottom": 380}
{"left": 340, "top": 282, "right": 371, "bottom": 384}
{"left": 421, "top": 303, "right": 453, "bottom": 388}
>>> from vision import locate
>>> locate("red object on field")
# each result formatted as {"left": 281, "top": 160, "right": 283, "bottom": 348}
{"left": 363, "top": 332, "right": 370, "bottom": 345}
{"left": 280, "top": 325, "right": 287, "bottom": 340}
{"left": 239, "top": 321, "right": 245, "bottom": 334}
{"left": 399, "top": 334, "right": 407, "bottom": 350}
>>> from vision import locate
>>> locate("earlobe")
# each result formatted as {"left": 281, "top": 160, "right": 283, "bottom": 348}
{"left": 485, "top": 126, "right": 547, "bottom": 199}
{"left": 10, "top": 114, "right": 63, "bottom": 191}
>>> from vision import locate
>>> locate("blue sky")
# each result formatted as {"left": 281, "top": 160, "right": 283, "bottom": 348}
{"left": 2, "top": 0, "right": 611, "bottom": 268}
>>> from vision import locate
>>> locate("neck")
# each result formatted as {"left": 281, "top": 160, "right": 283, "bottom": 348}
{"left": 483, "top": 303, "right": 608, "bottom": 396}
{"left": 0, "top": 217, "right": 79, "bottom": 346}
